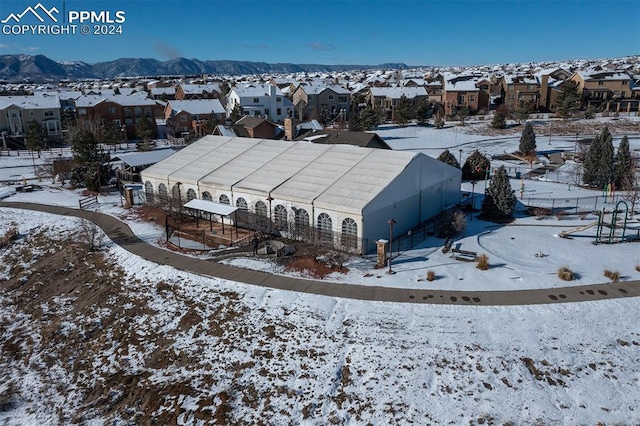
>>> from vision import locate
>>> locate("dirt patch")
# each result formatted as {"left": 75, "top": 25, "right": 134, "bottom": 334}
{"left": 463, "top": 117, "right": 639, "bottom": 138}
{"left": 284, "top": 256, "right": 348, "bottom": 279}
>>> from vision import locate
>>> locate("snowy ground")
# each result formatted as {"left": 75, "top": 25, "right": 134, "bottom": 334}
{"left": 1, "top": 118, "right": 640, "bottom": 424}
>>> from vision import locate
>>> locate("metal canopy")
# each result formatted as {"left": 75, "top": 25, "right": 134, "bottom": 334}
{"left": 183, "top": 199, "right": 238, "bottom": 216}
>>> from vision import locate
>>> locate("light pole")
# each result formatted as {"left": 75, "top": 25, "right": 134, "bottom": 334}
{"left": 266, "top": 195, "right": 274, "bottom": 233}
{"left": 458, "top": 149, "right": 463, "bottom": 167}
{"left": 387, "top": 218, "right": 396, "bottom": 274}
{"left": 470, "top": 181, "right": 477, "bottom": 221}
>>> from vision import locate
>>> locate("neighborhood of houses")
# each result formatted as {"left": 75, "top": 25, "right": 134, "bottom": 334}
{"left": 0, "top": 55, "right": 639, "bottom": 254}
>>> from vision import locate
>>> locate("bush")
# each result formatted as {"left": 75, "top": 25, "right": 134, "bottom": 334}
{"left": 636, "top": 264, "right": 640, "bottom": 273}
{"left": 426, "top": 270, "right": 436, "bottom": 281}
{"left": 604, "top": 269, "right": 620, "bottom": 282}
{"left": 476, "top": 253, "right": 489, "bottom": 270}
{"left": 533, "top": 207, "right": 550, "bottom": 220}
{"left": 557, "top": 266, "right": 574, "bottom": 281}
{"left": 555, "top": 210, "right": 567, "bottom": 220}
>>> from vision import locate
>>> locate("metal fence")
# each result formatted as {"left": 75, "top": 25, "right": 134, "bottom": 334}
{"left": 518, "top": 193, "right": 631, "bottom": 215}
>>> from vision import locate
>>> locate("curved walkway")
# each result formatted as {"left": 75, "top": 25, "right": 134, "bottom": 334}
{"left": 1, "top": 201, "right": 639, "bottom": 306}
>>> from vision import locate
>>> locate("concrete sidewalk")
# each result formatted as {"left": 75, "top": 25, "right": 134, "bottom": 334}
{"left": 2, "top": 201, "right": 639, "bottom": 306}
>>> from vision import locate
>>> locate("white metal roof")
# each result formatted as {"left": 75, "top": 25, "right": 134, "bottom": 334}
{"left": 110, "top": 149, "right": 175, "bottom": 168}
{"left": 141, "top": 137, "right": 231, "bottom": 182}
{"left": 199, "top": 139, "right": 293, "bottom": 190}
{"left": 142, "top": 135, "right": 458, "bottom": 215}
{"left": 183, "top": 199, "right": 237, "bottom": 216}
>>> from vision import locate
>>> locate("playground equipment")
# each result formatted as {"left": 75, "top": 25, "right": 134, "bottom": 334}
{"left": 558, "top": 202, "right": 635, "bottom": 244}
{"left": 595, "top": 201, "right": 630, "bottom": 244}
{"left": 558, "top": 221, "right": 599, "bottom": 238}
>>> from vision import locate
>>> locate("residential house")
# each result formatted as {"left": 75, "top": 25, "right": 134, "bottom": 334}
{"left": 164, "top": 99, "right": 226, "bottom": 137}
{"left": 149, "top": 86, "right": 176, "bottom": 100}
{"left": 175, "top": 83, "right": 221, "bottom": 101}
{"left": 0, "top": 94, "right": 62, "bottom": 142}
{"left": 571, "top": 69, "right": 638, "bottom": 112}
{"left": 291, "top": 83, "right": 351, "bottom": 122}
{"left": 75, "top": 93, "right": 158, "bottom": 139}
{"left": 367, "top": 87, "right": 429, "bottom": 121}
{"left": 500, "top": 75, "right": 541, "bottom": 111}
{"left": 535, "top": 68, "right": 572, "bottom": 111}
{"left": 439, "top": 73, "right": 492, "bottom": 115}
{"left": 426, "top": 81, "right": 443, "bottom": 104}
{"left": 212, "top": 116, "right": 280, "bottom": 139}
{"left": 227, "top": 83, "right": 294, "bottom": 123}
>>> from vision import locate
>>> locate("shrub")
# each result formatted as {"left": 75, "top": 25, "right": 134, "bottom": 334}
{"left": 604, "top": 269, "right": 620, "bottom": 282}
{"left": 476, "top": 253, "right": 489, "bottom": 270}
{"left": 426, "top": 270, "right": 436, "bottom": 281}
{"left": 555, "top": 210, "right": 567, "bottom": 220}
{"left": 636, "top": 264, "right": 640, "bottom": 273}
{"left": 533, "top": 207, "right": 550, "bottom": 220}
{"left": 557, "top": 266, "right": 574, "bottom": 281}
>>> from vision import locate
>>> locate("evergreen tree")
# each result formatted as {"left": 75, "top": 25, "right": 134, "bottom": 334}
{"left": 437, "top": 149, "right": 460, "bottom": 169}
{"left": 416, "top": 99, "right": 430, "bottom": 124}
{"left": 101, "top": 121, "right": 123, "bottom": 147}
{"left": 360, "top": 105, "right": 380, "bottom": 131}
{"left": 614, "top": 135, "right": 634, "bottom": 189}
{"left": 582, "top": 126, "right": 614, "bottom": 189}
{"left": 71, "top": 129, "right": 111, "bottom": 191}
{"left": 556, "top": 80, "right": 581, "bottom": 120}
{"left": 481, "top": 165, "right": 516, "bottom": 219}
{"left": 491, "top": 112, "right": 506, "bottom": 129}
{"left": 72, "top": 130, "right": 100, "bottom": 164}
{"left": 25, "top": 120, "right": 46, "bottom": 153}
{"left": 455, "top": 105, "right": 469, "bottom": 126}
{"left": 348, "top": 109, "right": 363, "bottom": 131}
{"left": 393, "top": 95, "right": 412, "bottom": 126}
{"left": 135, "top": 117, "right": 157, "bottom": 141}
{"left": 518, "top": 121, "right": 537, "bottom": 155}
{"left": 462, "top": 150, "right": 490, "bottom": 180}
{"left": 229, "top": 103, "right": 244, "bottom": 123}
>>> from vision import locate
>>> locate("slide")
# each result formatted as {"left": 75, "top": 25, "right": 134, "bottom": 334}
{"left": 558, "top": 221, "right": 598, "bottom": 238}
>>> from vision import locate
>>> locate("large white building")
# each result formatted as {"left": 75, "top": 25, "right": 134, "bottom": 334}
{"left": 226, "top": 84, "right": 294, "bottom": 123}
{"left": 141, "top": 135, "right": 461, "bottom": 253}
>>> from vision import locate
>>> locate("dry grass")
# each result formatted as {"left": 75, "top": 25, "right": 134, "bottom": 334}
{"left": 557, "top": 266, "right": 574, "bottom": 281}
{"left": 604, "top": 269, "right": 620, "bottom": 282}
{"left": 476, "top": 254, "right": 489, "bottom": 270}
{"left": 533, "top": 207, "right": 551, "bottom": 220}
{"left": 426, "top": 270, "right": 436, "bottom": 281}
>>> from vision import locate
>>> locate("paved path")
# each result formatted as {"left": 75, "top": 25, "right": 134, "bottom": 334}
{"left": 2, "top": 201, "right": 639, "bottom": 306}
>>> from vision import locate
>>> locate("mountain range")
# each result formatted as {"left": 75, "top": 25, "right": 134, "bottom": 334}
{"left": 0, "top": 54, "right": 412, "bottom": 82}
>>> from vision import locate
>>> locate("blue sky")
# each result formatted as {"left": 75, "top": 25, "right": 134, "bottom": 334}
{"left": 0, "top": 0, "right": 638, "bottom": 66}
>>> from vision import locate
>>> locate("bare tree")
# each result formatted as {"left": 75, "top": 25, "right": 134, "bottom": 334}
{"left": 77, "top": 215, "right": 105, "bottom": 251}
{"left": 620, "top": 169, "right": 639, "bottom": 217}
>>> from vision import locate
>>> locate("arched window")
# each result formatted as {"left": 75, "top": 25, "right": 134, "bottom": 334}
{"left": 295, "top": 209, "right": 309, "bottom": 228}
{"left": 317, "top": 213, "right": 333, "bottom": 242}
{"left": 144, "top": 181, "right": 154, "bottom": 204}
{"left": 341, "top": 217, "right": 358, "bottom": 249}
{"left": 202, "top": 191, "right": 212, "bottom": 201}
{"left": 158, "top": 183, "right": 168, "bottom": 204}
{"left": 274, "top": 204, "right": 287, "bottom": 230}
{"left": 171, "top": 184, "right": 181, "bottom": 200}
{"left": 219, "top": 194, "right": 230, "bottom": 205}
{"left": 255, "top": 201, "right": 267, "bottom": 217}
{"left": 186, "top": 188, "right": 196, "bottom": 201}
{"left": 236, "top": 197, "right": 248, "bottom": 210}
